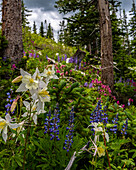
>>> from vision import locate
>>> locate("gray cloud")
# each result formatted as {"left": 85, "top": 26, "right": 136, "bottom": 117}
{"left": 23, "top": 0, "right": 56, "bottom": 12}
{"left": 120, "top": 0, "right": 134, "bottom": 11}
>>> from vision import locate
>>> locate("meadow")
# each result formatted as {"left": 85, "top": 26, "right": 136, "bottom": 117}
{"left": 0, "top": 30, "right": 136, "bottom": 170}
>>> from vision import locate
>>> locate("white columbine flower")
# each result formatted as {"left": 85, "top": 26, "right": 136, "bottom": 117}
{"left": 0, "top": 114, "right": 19, "bottom": 142}
{"left": 16, "top": 68, "right": 39, "bottom": 92}
{"left": 22, "top": 101, "right": 46, "bottom": 125}
{"left": 41, "top": 65, "right": 58, "bottom": 82}
{"left": 89, "top": 122, "right": 109, "bottom": 143}
{"left": 31, "top": 87, "right": 50, "bottom": 112}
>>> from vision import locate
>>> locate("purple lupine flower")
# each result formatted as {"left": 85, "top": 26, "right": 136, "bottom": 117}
{"left": 5, "top": 90, "right": 15, "bottom": 115}
{"left": 46, "top": 55, "right": 48, "bottom": 60}
{"left": 61, "top": 56, "right": 63, "bottom": 61}
{"left": 84, "top": 82, "right": 88, "bottom": 87}
{"left": 89, "top": 83, "right": 93, "bottom": 88}
{"left": 29, "top": 53, "right": 32, "bottom": 57}
{"left": 110, "top": 113, "right": 118, "bottom": 134}
{"left": 79, "top": 62, "right": 81, "bottom": 70}
{"left": 74, "top": 65, "right": 77, "bottom": 70}
{"left": 63, "top": 107, "right": 74, "bottom": 152}
{"left": 121, "top": 118, "right": 128, "bottom": 135}
{"left": 64, "top": 54, "right": 67, "bottom": 61}
{"left": 75, "top": 56, "right": 78, "bottom": 64}
{"left": 44, "top": 104, "right": 60, "bottom": 141}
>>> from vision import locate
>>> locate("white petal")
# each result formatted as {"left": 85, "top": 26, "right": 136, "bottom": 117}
{"left": 39, "top": 80, "right": 47, "bottom": 89}
{"left": 5, "top": 114, "right": 12, "bottom": 123}
{"left": 53, "top": 75, "right": 59, "bottom": 79}
{"left": 20, "top": 68, "right": 31, "bottom": 77}
{"left": 37, "top": 101, "right": 44, "bottom": 113}
{"left": 2, "top": 127, "right": 7, "bottom": 142}
{"left": 33, "top": 114, "right": 37, "bottom": 125}
{"left": 9, "top": 123, "right": 19, "bottom": 129}
{"left": 31, "top": 93, "right": 38, "bottom": 101}
{"left": 33, "top": 68, "right": 39, "bottom": 79}
{"left": 105, "top": 132, "right": 109, "bottom": 142}
{"left": 16, "top": 83, "right": 27, "bottom": 92}
{"left": 22, "top": 112, "right": 28, "bottom": 117}
{"left": 94, "top": 135, "right": 98, "bottom": 143}
{"left": 23, "top": 101, "right": 30, "bottom": 109}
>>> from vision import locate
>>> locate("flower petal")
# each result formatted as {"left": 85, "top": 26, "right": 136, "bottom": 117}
{"left": 16, "top": 83, "right": 27, "bottom": 92}
{"left": 20, "top": 68, "right": 31, "bottom": 77}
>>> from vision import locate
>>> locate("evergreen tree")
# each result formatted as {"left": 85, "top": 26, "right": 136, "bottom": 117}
{"left": 39, "top": 22, "right": 44, "bottom": 37}
{"left": 129, "top": 0, "right": 136, "bottom": 58}
{"left": 58, "top": 20, "right": 65, "bottom": 43}
{"left": 122, "top": 9, "right": 130, "bottom": 55}
{"left": 55, "top": 0, "right": 100, "bottom": 54}
{"left": 46, "top": 23, "right": 54, "bottom": 40}
{"left": 33, "top": 21, "right": 37, "bottom": 34}
{"left": 21, "top": 0, "right": 32, "bottom": 28}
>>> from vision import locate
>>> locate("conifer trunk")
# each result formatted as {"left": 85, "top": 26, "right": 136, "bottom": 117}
{"left": 98, "top": 0, "right": 114, "bottom": 91}
{"left": 2, "top": 0, "right": 23, "bottom": 64}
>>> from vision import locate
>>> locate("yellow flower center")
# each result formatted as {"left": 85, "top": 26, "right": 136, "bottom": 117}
{"left": 0, "top": 121, "right": 6, "bottom": 129}
{"left": 36, "top": 74, "right": 41, "bottom": 80}
{"left": 29, "top": 78, "right": 34, "bottom": 83}
{"left": 97, "top": 147, "right": 105, "bottom": 157}
{"left": 38, "top": 89, "right": 49, "bottom": 97}
{"left": 47, "top": 71, "right": 51, "bottom": 76}
{"left": 33, "top": 107, "right": 36, "bottom": 111}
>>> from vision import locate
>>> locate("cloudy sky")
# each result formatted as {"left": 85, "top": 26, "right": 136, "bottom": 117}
{"left": 0, "top": 0, "right": 136, "bottom": 41}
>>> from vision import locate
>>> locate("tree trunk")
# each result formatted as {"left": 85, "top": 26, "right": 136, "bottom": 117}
{"left": 98, "top": 0, "right": 114, "bottom": 91}
{"left": 2, "top": 0, "right": 23, "bottom": 64}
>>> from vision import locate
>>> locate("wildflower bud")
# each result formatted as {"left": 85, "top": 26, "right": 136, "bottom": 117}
{"left": 10, "top": 96, "right": 20, "bottom": 112}
{"left": 12, "top": 76, "right": 23, "bottom": 83}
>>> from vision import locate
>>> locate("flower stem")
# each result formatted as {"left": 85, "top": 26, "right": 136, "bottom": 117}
{"left": 103, "top": 131, "right": 111, "bottom": 170}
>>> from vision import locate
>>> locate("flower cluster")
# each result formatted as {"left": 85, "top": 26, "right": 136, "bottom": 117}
{"left": 90, "top": 101, "right": 108, "bottom": 127}
{"left": 44, "top": 104, "right": 60, "bottom": 141}
{"left": 63, "top": 107, "right": 74, "bottom": 152}
{"left": 110, "top": 113, "right": 118, "bottom": 134}
{"left": 121, "top": 118, "right": 128, "bottom": 135}
{"left": 5, "top": 90, "right": 15, "bottom": 115}
{"left": 0, "top": 114, "right": 23, "bottom": 142}
{"left": 0, "top": 66, "right": 59, "bottom": 142}
{"left": 14, "top": 66, "right": 58, "bottom": 115}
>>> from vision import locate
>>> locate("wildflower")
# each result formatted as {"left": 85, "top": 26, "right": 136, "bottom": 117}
{"left": 0, "top": 114, "right": 19, "bottom": 142}
{"left": 84, "top": 82, "right": 88, "bottom": 87}
{"left": 31, "top": 87, "right": 50, "bottom": 112}
{"left": 56, "top": 70, "right": 60, "bottom": 73}
{"left": 65, "top": 71, "right": 68, "bottom": 75}
{"left": 121, "top": 118, "right": 128, "bottom": 135}
{"left": 117, "top": 101, "right": 120, "bottom": 105}
{"left": 44, "top": 105, "right": 60, "bottom": 141}
{"left": 12, "top": 121, "right": 25, "bottom": 139}
{"left": 110, "top": 113, "right": 118, "bottom": 134}
{"left": 66, "top": 58, "right": 70, "bottom": 63}
{"left": 16, "top": 68, "right": 39, "bottom": 92}
{"left": 63, "top": 107, "right": 74, "bottom": 152}
{"left": 22, "top": 101, "right": 45, "bottom": 125}
{"left": 89, "top": 122, "right": 109, "bottom": 143}
{"left": 97, "top": 146, "right": 105, "bottom": 157}
{"left": 12, "top": 76, "right": 23, "bottom": 83}
{"left": 64, "top": 54, "right": 67, "bottom": 61}
{"left": 89, "top": 83, "right": 93, "bottom": 88}
{"left": 41, "top": 65, "right": 58, "bottom": 82}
